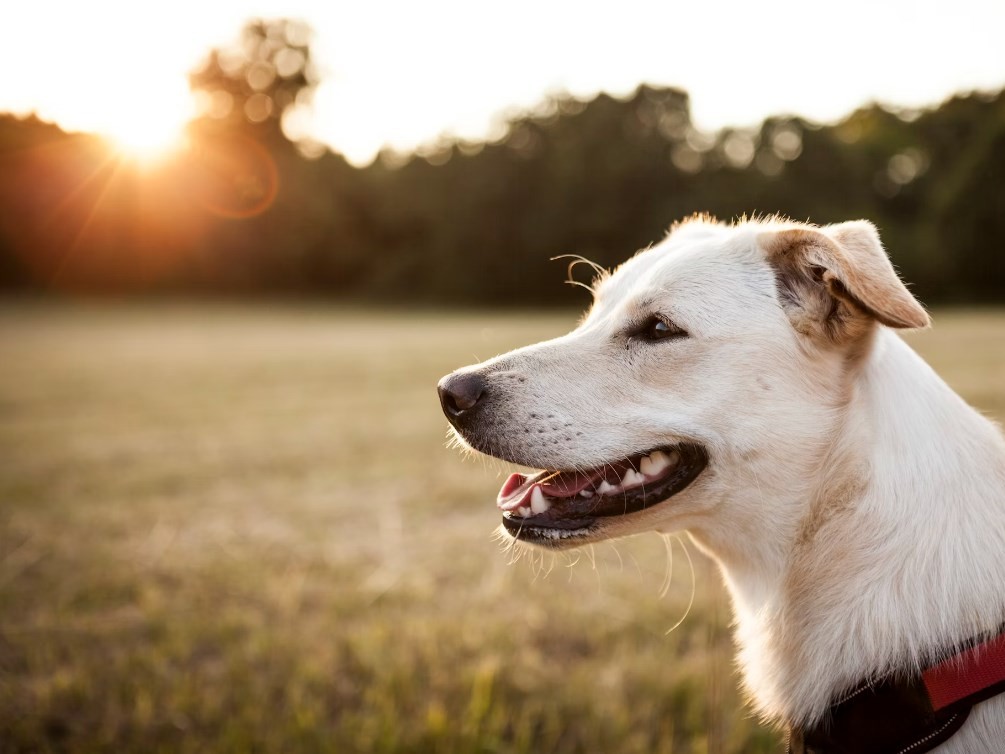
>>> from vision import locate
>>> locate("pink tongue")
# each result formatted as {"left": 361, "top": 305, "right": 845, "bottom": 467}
{"left": 496, "top": 473, "right": 533, "bottom": 511}
{"left": 498, "top": 473, "right": 527, "bottom": 500}
{"left": 496, "top": 470, "right": 601, "bottom": 511}
{"left": 540, "top": 471, "right": 597, "bottom": 497}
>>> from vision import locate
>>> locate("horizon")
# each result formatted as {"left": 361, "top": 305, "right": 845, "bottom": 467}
{"left": 7, "top": 81, "right": 999, "bottom": 160}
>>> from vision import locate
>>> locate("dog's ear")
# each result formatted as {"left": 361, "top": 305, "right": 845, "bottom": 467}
{"left": 759, "top": 221, "right": 929, "bottom": 342}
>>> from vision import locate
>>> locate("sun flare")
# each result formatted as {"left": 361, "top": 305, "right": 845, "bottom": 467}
{"left": 103, "top": 110, "right": 189, "bottom": 164}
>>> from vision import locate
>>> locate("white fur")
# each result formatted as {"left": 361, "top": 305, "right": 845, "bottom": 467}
{"left": 445, "top": 217, "right": 1005, "bottom": 749}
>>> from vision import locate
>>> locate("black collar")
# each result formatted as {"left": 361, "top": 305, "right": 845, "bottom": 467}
{"left": 787, "top": 628, "right": 1005, "bottom": 754}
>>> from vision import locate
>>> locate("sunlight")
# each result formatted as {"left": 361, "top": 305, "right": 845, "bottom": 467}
{"left": 3, "top": 1, "right": 1003, "bottom": 166}
{"left": 102, "top": 107, "right": 190, "bottom": 164}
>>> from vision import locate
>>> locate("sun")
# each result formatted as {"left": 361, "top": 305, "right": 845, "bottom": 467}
{"left": 104, "top": 120, "right": 188, "bottom": 165}
{"left": 101, "top": 106, "right": 191, "bottom": 164}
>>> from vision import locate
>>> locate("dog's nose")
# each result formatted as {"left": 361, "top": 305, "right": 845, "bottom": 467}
{"left": 438, "top": 372, "right": 487, "bottom": 419}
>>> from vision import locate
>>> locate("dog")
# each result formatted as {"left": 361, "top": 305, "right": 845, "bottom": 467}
{"left": 437, "top": 217, "right": 1005, "bottom": 752}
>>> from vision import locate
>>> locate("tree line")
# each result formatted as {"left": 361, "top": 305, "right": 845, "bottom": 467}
{"left": 0, "top": 19, "right": 1002, "bottom": 306}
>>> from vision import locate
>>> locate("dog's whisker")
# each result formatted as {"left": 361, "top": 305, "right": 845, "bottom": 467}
{"left": 659, "top": 532, "right": 675, "bottom": 599}
{"left": 665, "top": 534, "right": 696, "bottom": 635}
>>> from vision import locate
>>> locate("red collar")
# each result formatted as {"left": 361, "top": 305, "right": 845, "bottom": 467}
{"left": 788, "top": 627, "right": 1005, "bottom": 754}
{"left": 922, "top": 629, "right": 1005, "bottom": 712}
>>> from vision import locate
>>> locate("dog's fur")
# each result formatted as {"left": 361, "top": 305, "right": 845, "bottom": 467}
{"left": 443, "top": 217, "right": 1005, "bottom": 749}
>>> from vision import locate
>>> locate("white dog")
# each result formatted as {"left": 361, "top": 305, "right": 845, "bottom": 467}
{"left": 438, "top": 217, "right": 1005, "bottom": 753}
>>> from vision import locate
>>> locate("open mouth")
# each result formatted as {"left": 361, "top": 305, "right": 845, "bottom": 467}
{"left": 497, "top": 443, "right": 708, "bottom": 544}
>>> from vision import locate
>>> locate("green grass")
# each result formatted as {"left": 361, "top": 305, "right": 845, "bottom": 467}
{"left": 1, "top": 303, "right": 1003, "bottom": 754}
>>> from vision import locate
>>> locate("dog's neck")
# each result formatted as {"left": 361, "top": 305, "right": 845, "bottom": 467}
{"left": 693, "top": 327, "right": 1005, "bottom": 726}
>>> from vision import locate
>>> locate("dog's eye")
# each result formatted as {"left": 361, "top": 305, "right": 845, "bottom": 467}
{"left": 637, "top": 316, "right": 688, "bottom": 342}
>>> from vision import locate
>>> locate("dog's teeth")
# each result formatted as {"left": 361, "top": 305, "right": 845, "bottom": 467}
{"left": 622, "top": 469, "right": 646, "bottom": 487}
{"left": 642, "top": 451, "right": 670, "bottom": 476}
{"left": 597, "top": 480, "right": 618, "bottom": 495}
{"left": 665, "top": 449, "right": 681, "bottom": 468}
{"left": 517, "top": 505, "right": 532, "bottom": 518}
{"left": 530, "top": 486, "right": 550, "bottom": 514}
{"left": 579, "top": 489, "right": 593, "bottom": 498}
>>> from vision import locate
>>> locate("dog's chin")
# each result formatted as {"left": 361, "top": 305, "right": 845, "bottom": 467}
{"left": 494, "top": 443, "right": 709, "bottom": 549}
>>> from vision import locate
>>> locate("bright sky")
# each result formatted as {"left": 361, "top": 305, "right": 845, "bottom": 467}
{"left": 4, "top": 0, "right": 1005, "bottom": 165}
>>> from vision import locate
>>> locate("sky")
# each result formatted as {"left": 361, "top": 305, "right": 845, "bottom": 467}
{"left": 3, "top": 0, "right": 1005, "bottom": 165}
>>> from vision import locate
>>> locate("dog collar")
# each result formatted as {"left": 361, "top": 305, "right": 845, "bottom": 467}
{"left": 787, "top": 628, "right": 1005, "bottom": 754}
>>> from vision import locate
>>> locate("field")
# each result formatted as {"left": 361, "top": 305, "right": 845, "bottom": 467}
{"left": 1, "top": 303, "right": 1003, "bottom": 754}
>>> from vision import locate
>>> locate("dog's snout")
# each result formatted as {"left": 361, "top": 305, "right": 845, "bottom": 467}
{"left": 438, "top": 372, "right": 487, "bottom": 420}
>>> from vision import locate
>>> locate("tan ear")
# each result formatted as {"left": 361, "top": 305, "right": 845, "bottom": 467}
{"left": 759, "top": 221, "right": 929, "bottom": 342}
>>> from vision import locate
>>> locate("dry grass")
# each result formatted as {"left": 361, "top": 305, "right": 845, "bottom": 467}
{"left": 0, "top": 302, "right": 1002, "bottom": 754}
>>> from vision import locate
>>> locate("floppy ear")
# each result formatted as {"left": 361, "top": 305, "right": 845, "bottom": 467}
{"left": 759, "top": 221, "right": 929, "bottom": 342}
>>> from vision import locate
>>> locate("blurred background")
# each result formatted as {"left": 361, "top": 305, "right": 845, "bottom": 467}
{"left": 1, "top": 2, "right": 1003, "bottom": 752}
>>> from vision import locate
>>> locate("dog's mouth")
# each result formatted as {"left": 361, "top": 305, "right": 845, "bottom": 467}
{"left": 497, "top": 443, "right": 708, "bottom": 544}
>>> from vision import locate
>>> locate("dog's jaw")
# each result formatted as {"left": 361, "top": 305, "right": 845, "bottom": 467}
{"left": 496, "top": 443, "right": 710, "bottom": 548}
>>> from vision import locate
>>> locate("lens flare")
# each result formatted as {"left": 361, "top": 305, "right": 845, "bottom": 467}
{"left": 102, "top": 110, "right": 189, "bottom": 164}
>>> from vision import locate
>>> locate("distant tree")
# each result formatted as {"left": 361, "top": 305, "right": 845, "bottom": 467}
{"left": 0, "top": 34, "right": 1002, "bottom": 305}
{"left": 183, "top": 19, "right": 381, "bottom": 294}
{"left": 189, "top": 19, "right": 318, "bottom": 147}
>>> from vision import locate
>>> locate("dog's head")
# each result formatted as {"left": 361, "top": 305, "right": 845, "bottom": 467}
{"left": 438, "top": 217, "right": 928, "bottom": 549}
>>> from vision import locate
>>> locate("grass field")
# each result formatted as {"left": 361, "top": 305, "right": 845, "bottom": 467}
{"left": 1, "top": 303, "right": 1003, "bottom": 754}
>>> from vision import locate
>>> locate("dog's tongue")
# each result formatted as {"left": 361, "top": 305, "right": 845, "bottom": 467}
{"left": 496, "top": 469, "right": 599, "bottom": 511}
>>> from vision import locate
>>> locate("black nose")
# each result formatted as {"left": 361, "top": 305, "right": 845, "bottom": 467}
{"left": 437, "top": 372, "right": 487, "bottom": 420}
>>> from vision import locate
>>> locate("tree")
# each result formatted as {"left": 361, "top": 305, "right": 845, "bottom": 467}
{"left": 189, "top": 19, "right": 318, "bottom": 148}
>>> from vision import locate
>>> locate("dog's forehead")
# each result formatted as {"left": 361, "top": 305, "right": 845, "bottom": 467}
{"left": 590, "top": 222, "right": 763, "bottom": 320}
